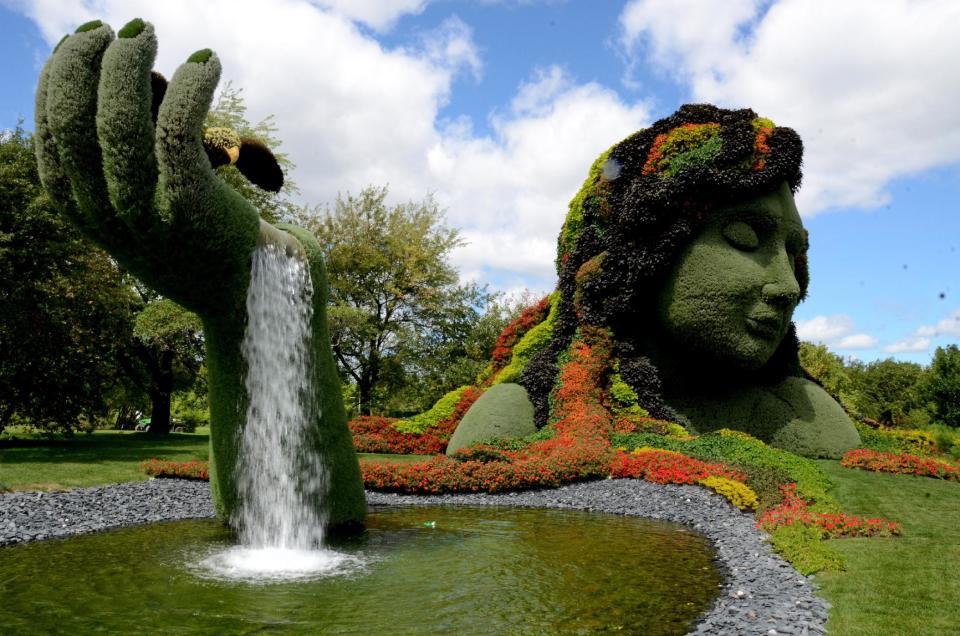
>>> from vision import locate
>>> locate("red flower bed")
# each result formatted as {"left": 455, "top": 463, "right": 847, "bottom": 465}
{"left": 841, "top": 448, "right": 960, "bottom": 482}
{"left": 360, "top": 435, "right": 611, "bottom": 493}
{"left": 141, "top": 459, "right": 209, "bottom": 480}
{"left": 757, "top": 484, "right": 900, "bottom": 538}
{"left": 349, "top": 388, "right": 484, "bottom": 455}
{"left": 348, "top": 416, "right": 447, "bottom": 455}
{"left": 610, "top": 449, "right": 745, "bottom": 484}
{"left": 483, "top": 295, "right": 552, "bottom": 383}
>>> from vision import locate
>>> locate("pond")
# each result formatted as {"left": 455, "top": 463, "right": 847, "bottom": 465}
{"left": 0, "top": 506, "right": 723, "bottom": 635}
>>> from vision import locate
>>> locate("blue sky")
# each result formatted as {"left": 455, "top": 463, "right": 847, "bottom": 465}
{"left": 3, "top": 0, "right": 959, "bottom": 365}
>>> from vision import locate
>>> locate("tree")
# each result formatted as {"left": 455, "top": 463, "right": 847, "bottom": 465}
{"left": 0, "top": 126, "right": 138, "bottom": 434}
{"left": 299, "top": 186, "right": 494, "bottom": 415}
{"left": 926, "top": 344, "right": 960, "bottom": 427}
{"left": 799, "top": 342, "right": 853, "bottom": 407}
{"left": 846, "top": 358, "right": 927, "bottom": 426}
{"left": 127, "top": 295, "right": 204, "bottom": 434}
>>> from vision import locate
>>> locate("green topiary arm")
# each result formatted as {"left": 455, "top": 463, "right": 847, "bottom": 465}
{"left": 34, "top": 19, "right": 366, "bottom": 529}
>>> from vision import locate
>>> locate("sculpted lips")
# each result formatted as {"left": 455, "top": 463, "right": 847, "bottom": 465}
{"left": 745, "top": 313, "right": 785, "bottom": 340}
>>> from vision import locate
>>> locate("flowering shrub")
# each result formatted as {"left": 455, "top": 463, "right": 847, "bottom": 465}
{"left": 395, "top": 386, "right": 471, "bottom": 434}
{"left": 853, "top": 419, "right": 940, "bottom": 456}
{"left": 476, "top": 295, "right": 552, "bottom": 386}
{"left": 610, "top": 448, "right": 745, "bottom": 484}
{"left": 360, "top": 436, "right": 611, "bottom": 493}
{"left": 141, "top": 459, "right": 209, "bottom": 480}
{"left": 611, "top": 429, "right": 835, "bottom": 510}
{"left": 698, "top": 476, "right": 758, "bottom": 511}
{"left": 491, "top": 295, "right": 559, "bottom": 385}
{"left": 350, "top": 387, "right": 484, "bottom": 455}
{"left": 349, "top": 416, "right": 447, "bottom": 455}
{"left": 757, "top": 484, "right": 900, "bottom": 538}
{"left": 841, "top": 449, "right": 960, "bottom": 482}
{"left": 361, "top": 328, "right": 617, "bottom": 493}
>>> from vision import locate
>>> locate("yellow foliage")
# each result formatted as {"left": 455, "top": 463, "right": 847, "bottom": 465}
{"left": 631, "top": 446, "right": 683, "bottom": 456}
{"left": 698, "top": 476, "right": 759, "bottom": 511}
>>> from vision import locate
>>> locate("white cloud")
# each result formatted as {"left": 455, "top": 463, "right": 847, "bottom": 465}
{"left": 834, "top": 334, "right": 879, "bottom": 350}
{"left": 417, "top": 16, "right": 482, "bottom": 80}
{"left": 618, "top": 0, "right": 960, "bottom": 215}
{"left": 429, "top": 66, "right": 651, "bottom": 278}
{"left": 796, "top": 315, "right": 854, "bottom": 343}
{"left": 796, "top": 314, "right": 877, "bottom": 349}
{"left": 885, "top": 337, "right": 932, "bottom": 354}
{"left": 310, "top": 0, "right": 427, "bottom": 32}
{"left": 914, "top": 308, "right": 960, "bottom": 339}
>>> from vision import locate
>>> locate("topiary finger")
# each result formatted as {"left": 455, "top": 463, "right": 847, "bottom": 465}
{"left": 34, "top": 53, "right": 80, "bottom": 224}
{"left": 97, "top": 18, "right": 160, "bottom": 235}
{"left": 154, "top": 48, "right": 223, "bottom": 221}
{"left": 46, "top": 22, "right": 139, "bottom": 251}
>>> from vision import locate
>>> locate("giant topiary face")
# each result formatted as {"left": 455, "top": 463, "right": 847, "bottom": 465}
{"left": 656, "top": 181, "right": 806, "bottom": 372}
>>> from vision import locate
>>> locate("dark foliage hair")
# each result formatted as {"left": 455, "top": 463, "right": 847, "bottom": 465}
{"left": 520, "top": 104, "right": 806, "bottom": 426}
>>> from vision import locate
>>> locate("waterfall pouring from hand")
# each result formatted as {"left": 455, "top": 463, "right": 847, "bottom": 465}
{"left": 236, "top": 242, "right": 326, "bottom": 549}
{"left": 200, "top": 241, "right": 359, "bottom": 581}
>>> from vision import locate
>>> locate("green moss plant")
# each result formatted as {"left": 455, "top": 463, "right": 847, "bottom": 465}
{"left": 446, "top": 383, "right": 537, "bottom": 455}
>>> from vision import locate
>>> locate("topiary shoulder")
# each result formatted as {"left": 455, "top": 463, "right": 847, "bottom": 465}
{"left": 666, "top": 376, "right": 859, "bottom": 459}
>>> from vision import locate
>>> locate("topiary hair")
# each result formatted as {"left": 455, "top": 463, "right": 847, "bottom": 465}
{"left": 520, "top": 104, "right": 807, "bottom": 427}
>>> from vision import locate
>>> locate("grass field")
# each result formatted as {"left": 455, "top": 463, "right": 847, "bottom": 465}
{"left": 0, "top": 429, "right": 431, "bottom": 491}
{"left": 816, "top": 460, "right": 960, "bottom": 636}
{"left": 0, "top": 429, "right": 211, "bottom": 491}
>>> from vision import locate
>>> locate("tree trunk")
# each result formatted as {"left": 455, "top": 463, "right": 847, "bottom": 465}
{"left": 358, "top": 378, "right": 373, "bottom": 416}
{"left": 148, "top": 349, "right": 175, "bottom": 434}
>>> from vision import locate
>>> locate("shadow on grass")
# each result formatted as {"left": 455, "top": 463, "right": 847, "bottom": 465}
{"left": 0, "top": 432, "right": 209, "bottom": 465}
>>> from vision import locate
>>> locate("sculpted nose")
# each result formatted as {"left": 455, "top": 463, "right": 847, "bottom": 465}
{"left": 762, "top": 249, "right": 801, "bottom": 309}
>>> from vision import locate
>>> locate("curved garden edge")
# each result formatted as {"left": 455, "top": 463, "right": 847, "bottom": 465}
{"left": 0, "top": 477, "right": 828, "bottom": 636}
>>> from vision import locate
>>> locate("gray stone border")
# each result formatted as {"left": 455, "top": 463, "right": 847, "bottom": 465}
{"left": 1, "top": 478, "right": 829, "bottom": 635}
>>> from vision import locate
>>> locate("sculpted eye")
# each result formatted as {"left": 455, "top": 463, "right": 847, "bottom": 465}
{"left": 722, "top": 221, "right": 759, "bottom": 251}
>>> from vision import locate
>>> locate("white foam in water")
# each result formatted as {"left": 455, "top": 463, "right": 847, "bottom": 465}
{"left": 196, "top": 546, "right": 365, "bottom": 583}
{"left": 199, "top": 243, "right": 357, "bottom": 582}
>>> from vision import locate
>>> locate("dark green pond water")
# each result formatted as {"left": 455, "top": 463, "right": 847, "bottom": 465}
{"left": 0, "top": 507, "right": 722, "bottom": 635}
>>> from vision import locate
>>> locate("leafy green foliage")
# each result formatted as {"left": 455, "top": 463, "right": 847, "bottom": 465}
{"left": 395, "top": 386, "right": 470, "bottom": 434}
{"left": 799, "top": 342, "right": 854, "bottom": 406}
{"left": 492, "top": 293, "right": 558, "bottom": 385}
{"left": 297, "top": 185, "right": 494, "bottom": 415}
{"left": 926, "top": 345, "right": 960, "bottom": 428}
{"left": 767, "top": 523, "right": 844, "bottom": 575}
{"left": 846, "top": 357, "right": 928, "bottom": 426}
{"left": 0, "top": 127, "right": 138, "bottom": 434}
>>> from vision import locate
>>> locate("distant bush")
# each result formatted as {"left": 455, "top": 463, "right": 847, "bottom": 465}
{"left": 141, "top": 459, "right": 209, "bottom": 480}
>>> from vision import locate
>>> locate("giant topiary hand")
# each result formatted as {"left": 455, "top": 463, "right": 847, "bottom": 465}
{"left": 34, "top": 19, "right": 366, "bottom": 528}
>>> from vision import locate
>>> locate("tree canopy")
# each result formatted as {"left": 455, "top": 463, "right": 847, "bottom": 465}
{"left": 0, "top": 126, "right": 137, "bottom": 434}
{"left": 297, "top": 186, "right": 497, "bottom": 415}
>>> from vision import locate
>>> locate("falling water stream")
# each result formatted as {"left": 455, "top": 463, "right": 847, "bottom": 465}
{"left": 200, "top": 243, "right": 359, "bottom": 581}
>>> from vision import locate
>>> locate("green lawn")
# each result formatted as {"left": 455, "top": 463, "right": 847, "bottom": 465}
{"left": 816, "top": 460, "right": 960, "bottom": 636}
{"left": 0, "top": 429, "right": 210, "bottom": 491}
{"left": 0, "top": 430, "right": 431, "bottom": 491}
